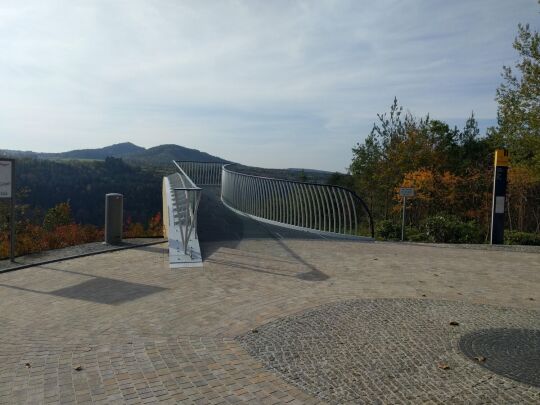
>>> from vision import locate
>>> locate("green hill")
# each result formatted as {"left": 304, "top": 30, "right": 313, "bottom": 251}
{"left": 1, "top": 142, "right": 229, "bottom": 165}
{"left": 128, "top": 144, "right": 228, "bottom": 165}
{"left": 44, "top": 142, "right": 145, "bottom": 160}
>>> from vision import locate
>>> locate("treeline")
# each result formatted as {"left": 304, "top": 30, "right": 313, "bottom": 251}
{"left": 331, "top": 21, "right": 540, "bottom": 244}
{"left": 0, "top": 201, "right": 162, "bottom": 258}
{"left": 0, "top": 157, "right": 165, "bottom": 259}
{"left": 14, "top": 157, "right": 164, "bottom": 225}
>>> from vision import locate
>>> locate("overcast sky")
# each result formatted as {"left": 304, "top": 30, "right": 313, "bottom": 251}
{"left": 1, "top": 1, "right": 538, "bottom": 171}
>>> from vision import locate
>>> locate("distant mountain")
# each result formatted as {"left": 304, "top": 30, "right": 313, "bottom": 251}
{"left": 0, "top": 149, "right": 39, "bottom": 159}
{"left": 43, "top": 142, "right": 146, "bottom": 160}
{"left": 128, "top": 144, "right": 228, "bottom": 165}
{"left": 287, "top": 168, "right": 334, "bottom": 174}
{"left": 1, "top": 142, "right": 229, "bottom": 165}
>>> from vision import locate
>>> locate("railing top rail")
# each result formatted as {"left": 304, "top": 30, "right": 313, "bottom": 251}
{"left": 223, "top": 164, "right": 355, "bottom": 194}
{"left": 173, "top": 160, "right": 227, "bottom": 164}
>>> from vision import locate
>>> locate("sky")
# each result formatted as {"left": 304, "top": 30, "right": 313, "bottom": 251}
{"left": 0, "top": 1, "right": 538, "bottom": 172}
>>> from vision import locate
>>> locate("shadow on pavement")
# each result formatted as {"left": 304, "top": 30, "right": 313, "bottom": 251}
{"left": 50, "top": 278, "right": 166, "bottom": 305}
{"left": 197, "top": 187, "right": 362, "bottom": 281}
{"left": 0, "top": 264, "right": 168, "bottom": 305}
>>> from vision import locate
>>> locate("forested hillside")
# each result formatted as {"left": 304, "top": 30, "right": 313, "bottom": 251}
{"left": 16, "top": 157, "right": 163, "bottom": 225}
{"left": 1, "top": 142, "right": 228, "bottom": 166}
{"left": 0, "top": 142, "right": 230, "bottom": 258}
{"left": 0, "top": 157, "right": 166, "bottom": 258}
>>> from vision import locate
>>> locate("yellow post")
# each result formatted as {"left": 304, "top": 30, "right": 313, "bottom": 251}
{"left": 494, "top": 149, "right": 509, "bottom": 167}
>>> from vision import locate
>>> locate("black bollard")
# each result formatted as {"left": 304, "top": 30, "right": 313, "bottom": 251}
{"left": 490, "top": 150, "right": 509, "bottom": 244}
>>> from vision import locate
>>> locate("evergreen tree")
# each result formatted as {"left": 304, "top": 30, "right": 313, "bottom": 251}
{"left": 490, "top": 16, "right": 540, "bottom": 175}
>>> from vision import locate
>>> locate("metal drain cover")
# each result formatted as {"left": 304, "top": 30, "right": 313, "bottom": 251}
{"left": 459, "top": 328, "right": 540, "bottom": 387}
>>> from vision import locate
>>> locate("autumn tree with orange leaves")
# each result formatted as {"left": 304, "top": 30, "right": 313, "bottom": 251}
{"left": 344, "top": 10, "right": 540, "bottom": 243}
{"left": 347, "top": 98, "right": 493, "bottom": 241}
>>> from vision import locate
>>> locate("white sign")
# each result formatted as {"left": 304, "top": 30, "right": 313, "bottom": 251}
{"left": 0, "top": 160, "right": 12, "bottom": 198}
{"left": 495, "top": 196, "right": 505, "bottom": 214}
{"left": 399, "top": 187, "right": 415, "bottom": 197}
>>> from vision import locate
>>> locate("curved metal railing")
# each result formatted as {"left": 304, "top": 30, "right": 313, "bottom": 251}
{"left": 173, "top": 160, "right": 223, "bottom": 186}
{"left": 220, "top": 164, "right": 374, "bottom": 237}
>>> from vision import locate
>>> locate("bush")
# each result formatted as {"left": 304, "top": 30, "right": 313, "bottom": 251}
{"left": 376, "top": 220, "right": 401, "bottom": 240}
{"left": 405, "top": 226, "right": 427, "bottom": 242}
{"left": 505, "top": 231, "right": 540, "bottom": 246}
{"left": 0, "top": 222, "right": 104, "bottom": 258}
{"left": 43, "top": 202, "right": 73, "bottom": 231}
{"left": 423, "top": 215, "right": 482, "bottom": 243}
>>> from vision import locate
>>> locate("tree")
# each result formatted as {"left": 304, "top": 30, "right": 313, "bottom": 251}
{"left": 43, "top": 202, "right": 73, "bottom": 231}
{"left": 507, "top": 166, "right": 540, "bottom": 233}
{"left": 490, "top": 18, "right": 540, "bottom": 174}
{"left": 458, "top": 112, "right": 491, "bottom": 172}
{"left": 487, "top": 6, "right": 540, "bottom": 234}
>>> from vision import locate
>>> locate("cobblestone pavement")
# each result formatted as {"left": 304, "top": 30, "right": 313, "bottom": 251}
{"left": 0, "top": 238, "right": 538, "bottom": 404}
{"left": 459, "top": 328, "right": 540, "bottom": 388}
{"left": 238, "top": 299, "right": 540, "bottom": 404}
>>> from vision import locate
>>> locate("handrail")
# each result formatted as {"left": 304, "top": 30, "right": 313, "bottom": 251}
{"left": 221, "top": 163, "right": 375, "bottom": 237}
{"left": 163, "top": 162, "right": 203, "bottom": 266}
{"left": 173, "top": 160, "right": 223, "bottom": 186}
{"left": 173, "top": 160, "right": 375, "bottom": 238}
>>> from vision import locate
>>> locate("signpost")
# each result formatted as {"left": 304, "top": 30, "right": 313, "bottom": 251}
{"left": 399, "top": 187, "right": 415, "bottom": 241}
{"left": 0, "top": 159, "right": 15, "bottom": 262}
{"left": 490, "top": 149, "right": 509, "bottom": 244}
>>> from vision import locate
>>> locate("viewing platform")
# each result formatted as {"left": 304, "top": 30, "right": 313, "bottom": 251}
{"left": 0, "top": 219, "right": 538, "bottom": 403}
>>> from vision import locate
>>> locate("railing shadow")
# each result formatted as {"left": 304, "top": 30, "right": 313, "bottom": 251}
{"left": 197, "top": 187, "right": 329, "bottom": 281}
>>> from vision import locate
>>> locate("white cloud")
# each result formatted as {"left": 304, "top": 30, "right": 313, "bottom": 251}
{"left": 0, "top": 0, "right": 537, "bottom": 170}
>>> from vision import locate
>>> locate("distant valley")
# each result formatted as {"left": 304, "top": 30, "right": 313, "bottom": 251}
{"left": 0, "top": 142, "right": 335, "bottom": 229}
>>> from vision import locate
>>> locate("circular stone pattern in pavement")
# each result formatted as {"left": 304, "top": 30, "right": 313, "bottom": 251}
{"left": 236, "top": 299, "right": 540, "bottom": 404}
{"left": 459, "top": 328, "right": 540, "bottom": 388}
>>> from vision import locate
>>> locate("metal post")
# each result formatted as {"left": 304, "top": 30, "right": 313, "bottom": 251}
{"left": 105, "top": 193, "right": 123, "bottom": 245}
{"left": 401, "top": 196, "right": 406, "bottom": 242}
{"left": 490, "top": 149, "right": 509, "bottom": 244}
{"left": 10, "top": 160, "right": 15, "bottom": 262}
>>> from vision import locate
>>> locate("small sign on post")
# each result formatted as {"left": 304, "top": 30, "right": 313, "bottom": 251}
{"left": 399, "top": 188, "right": 415, "bottom": 198}
{"left": 399, "top": 187, "right": 415, "bottom": 241}
{"left": 0, "top": 159, "right": 15, "bottom": 262}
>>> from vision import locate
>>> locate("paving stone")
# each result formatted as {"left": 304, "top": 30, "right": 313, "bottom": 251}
{"left": 238, "top": 298, "right": 540, "bottom": 403}
{"left": 0, "top": 238, "right": 538, "bottom": 403}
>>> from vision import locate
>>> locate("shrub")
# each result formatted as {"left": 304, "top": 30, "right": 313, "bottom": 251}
{"left": 405, "top": 226, "right": 427, "bottom": 242}
{"left": 423, "top": 215, "right": 454, "bottom": 242}
{"left": 0, "top": 209, "right": 160, "bottom": 260}
{"left": 0, "top": 222, "right": 104, "bottom": 258}
{"left": 124, "top": 222, "right": 145, "bottom": 238}
{"left": 376, "top": 220, "right": 401, "bottom": 240}
{"left": 43, "top": 202, "right": 73, "bottom": 231}
{"left": 423, "top": 215, "right": 482, "bottom": 243}
{"left": 505, "top": 231, "right": 540, "bottom": 246}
